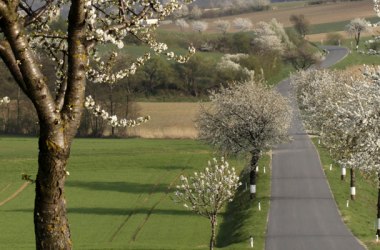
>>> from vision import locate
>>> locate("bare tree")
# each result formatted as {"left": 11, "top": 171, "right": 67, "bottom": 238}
{"left": 175, "top": 158, "right": 241, "bottom": 250}
{"left": 197, "top": 81, "right": 291, "bottom": 199}
{"left": 289, "top": 14, "right": 310, "bottom": 38}
{"left": 0, "top": 0, "right": 195, "bottom": 248}
{"left": 346, "top": 18, "right": 371, "bottom": 50}
{"left": 283, "top": 42, "right": 322, "bottom": 70}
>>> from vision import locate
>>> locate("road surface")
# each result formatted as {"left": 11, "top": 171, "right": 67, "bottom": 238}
{"left": 265, "top": 46, "right": 365, "bottom": 250}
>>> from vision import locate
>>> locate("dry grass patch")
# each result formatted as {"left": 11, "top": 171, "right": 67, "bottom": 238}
{"left": 128, "top": 102, "right": 206, "bottom": 139}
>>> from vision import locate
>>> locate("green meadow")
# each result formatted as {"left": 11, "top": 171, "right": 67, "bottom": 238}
{"left": 0, "top": 137, "right": 270, "bottom": 250}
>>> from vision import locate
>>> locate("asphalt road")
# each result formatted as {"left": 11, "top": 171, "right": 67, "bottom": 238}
{"left": 265, "top": 46, "right": 365, "bottom": 250}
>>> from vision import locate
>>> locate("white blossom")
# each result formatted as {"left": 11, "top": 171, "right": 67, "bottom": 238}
{"left": 84, "top": 96, "right": 150, "bottom": 128}
{"left": 174, "top": 157, "right": 241, "bottom": 216}
{"left": 214, "top": 20, "right": 230, "bottom": 34}
{"left": 192, "top": 21, "right": 208, "bottom": 33}
{"left": 197, "top": 80, "right": 292, "bottom": 155}
{"left": 233, "top": 18, "right": 252, "bottom": 31}
{"left": 0, "top": 96, "right": 10, "bottom": 105}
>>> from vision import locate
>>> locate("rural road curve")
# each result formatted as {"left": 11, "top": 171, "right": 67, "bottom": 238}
{"left": 266, "top": 46, "right": 365, "bottom": 250}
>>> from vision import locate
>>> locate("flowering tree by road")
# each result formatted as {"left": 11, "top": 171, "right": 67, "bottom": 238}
{"left": 197, "top": 80, "right": 291, "bottom": 199}
{"left": 0, "top": 0, "right": 195, "bottom": 248}
{"left": 175, "top": 158, "right": 241, "bottom": 250}
{"left": 292, "top": 70, "right": 366, "bottom": 198}
{"left": 292, "top": 67, "right": 380, "bottom": 231}
{"left": 346, "top": 18, "right": 371, "bottom": 50}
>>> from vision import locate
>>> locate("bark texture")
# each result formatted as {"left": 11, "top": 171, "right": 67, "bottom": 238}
{"left": 377, "top": 173, "right": 380, "bottom": 236}
{"left": 34, "top": 129, "right": 72, "bottom": 249}
{"left": 209, "top": 214, "right": 217, "bottom": 250}
{"left": 0, "top": 1, "right": 87, "bottom": 249}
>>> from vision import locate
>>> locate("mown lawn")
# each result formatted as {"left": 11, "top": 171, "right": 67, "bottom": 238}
{"left": 312, "top": 138, "right": 380, "bottom": 250}
{"left": 0, "top": 137, "right": 270, "bottom": 249}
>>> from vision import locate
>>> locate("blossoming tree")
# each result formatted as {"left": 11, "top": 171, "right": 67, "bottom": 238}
{"left": 346, "top": 18, "right": 371, "bottom": 50}
{"left": 291, "top": 70, "right": 368, "bottom": 199}
{"left": 292, "top": 67, "right": 380, "bottom": 231}
{"left": 175, "top": 158, "right": 241, "bottom": 250}
{"left": 197, "top": 80, "right": 291, "bottom": 199}
{"left": 0, "top": 0, "right": 195, "bottom": 248}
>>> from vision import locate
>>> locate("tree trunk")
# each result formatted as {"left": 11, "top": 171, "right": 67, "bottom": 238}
{"left": 250, "top": 149, "right": 260, "bottom": 199}
{"left": 16, "top": 87, "right": 20, "bottom": 132}
{"left": 209, "top": 214, "right": 217, "bottom": 250}
{"left": 377, "top": 172, "right": 380, "bottom": 236}
{"left": 341, "top": 166, "right": 346, "bottom": 181}
{"left": 109, "top": 86, "right": 115, "bottom": 137}
{"left": 34, "top": 127, "right": 72, "bottom": 249}
{"left": 355, "top": 32, "right": 360, "bottom": 50}
{"left": 350, "top": 168, "right": 356, "bottom": 200}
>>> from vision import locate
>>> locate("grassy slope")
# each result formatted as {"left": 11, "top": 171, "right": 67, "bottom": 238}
{"left": 0, "top": 137, "right": 270, "bottom": 250}
{"left": 312, "top": 138, "right": 380, "bottom": 250}
{"left": 332, "top": 37, "right": 380, "bottom": 69}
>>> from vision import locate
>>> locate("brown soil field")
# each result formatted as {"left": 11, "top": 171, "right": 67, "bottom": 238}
{"left": 161, "top": 0, "right": 376, "bottom": 33}
{"left": 127, "top": 102, "right": 205, "bottom": 139}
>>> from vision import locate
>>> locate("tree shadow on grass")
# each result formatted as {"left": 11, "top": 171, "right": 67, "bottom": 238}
{"left": 145, "top": 165, "right": 192, "bottom": 171}
{"left": 216, "top": 172, "right": 269, "bottom": 247}
{"left": 9, "top": 207, "right": 195, "bottom": 216}
{"left": 66, "top": 181, "right": 169, "bottom": 194}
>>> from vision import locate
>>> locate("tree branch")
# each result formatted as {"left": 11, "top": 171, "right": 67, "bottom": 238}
{"left": 62, "top": 0, "right": 87, "bottom": 141}
{"left": 1, "top": 12, "right": 57, "bottom": 124}
{"left": 0, "top": 40, "right": 28, "bottom": 94}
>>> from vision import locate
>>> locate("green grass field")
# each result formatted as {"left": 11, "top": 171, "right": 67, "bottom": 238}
{"left": 307, "top": 17, "right": 379, "bottom": 35}
{"left": 329, "top": 37, "right": 380, "bottom": 69}
{"left": 0, "top": 137, "right": 270, "bottom": 250}
{"left": 312, "top": 138, "right": 380, "bottom": 250}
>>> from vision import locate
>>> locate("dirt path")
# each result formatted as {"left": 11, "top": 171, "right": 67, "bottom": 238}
{"left": 0, "top": 182, "right": 30, "bottom": 207}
